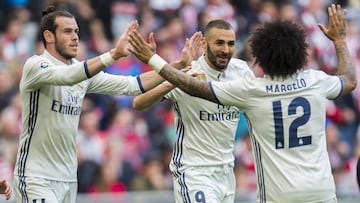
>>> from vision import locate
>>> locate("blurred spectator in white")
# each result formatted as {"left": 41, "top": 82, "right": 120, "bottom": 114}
{"left": 77, "top": 108, "right": 106, "bottom": 165}
{"left": 111, "top": 0, "right": 138, "bottom": 43}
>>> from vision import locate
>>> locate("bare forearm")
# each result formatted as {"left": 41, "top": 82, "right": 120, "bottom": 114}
{"left": 138, "top": 71, "right": 165, "bottom": 91}
{"left": 133, "top": 83, "right": 174, "bottom": 111}
{"left": 159, "top": 64, "right": 218, "bottom": 103}
{"left": 334, "top": 40, "right": 357, "bottom": 96}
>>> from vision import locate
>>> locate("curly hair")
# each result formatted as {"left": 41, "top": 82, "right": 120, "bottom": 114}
{"left": 249, "top": 19, "right": 309, "bottom": 79}
{"left": 39, "top": 6, "right": 74, "bottom": 48}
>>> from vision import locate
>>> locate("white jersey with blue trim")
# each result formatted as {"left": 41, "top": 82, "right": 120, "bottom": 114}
{"left": 166, "top": 55, "right": 254, "bottom": 176}
{"left": 210, "top": 69, "right": 342, "bottom": 202}
{"left": 14, "top": 50, "right": 143, "bottom": 181}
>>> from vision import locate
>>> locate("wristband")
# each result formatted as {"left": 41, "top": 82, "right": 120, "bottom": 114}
{"left": 99, "top": 52, "right": 115, "bottom": 67}
{"left": 148, "top": 54, "right": 168, "bottom": 73}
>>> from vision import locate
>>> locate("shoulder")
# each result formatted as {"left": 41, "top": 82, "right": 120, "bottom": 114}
{"left": 300, "top": 69, "right": 330, "bottom": 79}
{"left": 22, "top": 55, "right": 54, "bottom": 78}
{"left": 229, "top": 58, "right": 249, "bottom": 68}
{"left": 24, "top": 55, "right": 53, "bottom": 69}
{"left": 228, "top": 58, "right": 254, "bottom": 77}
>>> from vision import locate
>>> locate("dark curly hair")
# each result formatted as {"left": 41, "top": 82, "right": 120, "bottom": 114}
{"left": 249, "top": 19, "right": 309, "bottom": 79}
{"left": 39, "top": 6, "right": 74, "bottom": 48}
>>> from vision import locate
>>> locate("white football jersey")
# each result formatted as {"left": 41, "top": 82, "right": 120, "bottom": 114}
{"left": 14, "top": 50, "right": 143, "bottom": 181}
{"left": 211, "top": 70, "right": 342, "bottom": 202}
{"left": 166, "top": 55, "right": 254, "bottom": 177}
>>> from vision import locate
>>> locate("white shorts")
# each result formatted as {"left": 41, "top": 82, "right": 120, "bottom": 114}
{"left": 13, "top": 175, "right": 77, "bottom": 203}
{"left": 173, "top": 164, "right": 235, "bottom": 203}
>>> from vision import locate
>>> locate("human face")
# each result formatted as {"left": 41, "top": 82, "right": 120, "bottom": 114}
{"left": 53, "top": 16, "right": 79, "bottom": 61}
{"left": 204, "top": 28, "right": 235, "bottom": 71}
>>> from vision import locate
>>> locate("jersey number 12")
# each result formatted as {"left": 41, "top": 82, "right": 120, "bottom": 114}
{"left": 272, "top": 97, "right": 312, "bottom": 149}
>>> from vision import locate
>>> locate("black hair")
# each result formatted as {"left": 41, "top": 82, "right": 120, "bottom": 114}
{"left": 249, "top": 19, "right": 309, "bottom": 79}
{"left": 204, "top": 19, "right": 233, "bottom": 37}
{"left": 39, "top": 5, "right": 74, "bottom": 47}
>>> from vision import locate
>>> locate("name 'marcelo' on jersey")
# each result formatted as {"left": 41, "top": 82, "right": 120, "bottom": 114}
{"left": 210, "top": 70, "right": 342, "bottom": 202}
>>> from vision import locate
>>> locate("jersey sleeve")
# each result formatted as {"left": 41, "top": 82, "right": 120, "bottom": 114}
{"left": 210, "top": 79, "right": 248, "bottom": 109}
{"left": 86, "top": 71, "right": 142, "bottom": 96}
{"left": 21, "top": 55, "right": 88, "bottom": 91}
{"left": 319, "top": 73, "right": 343, "bottom": 100}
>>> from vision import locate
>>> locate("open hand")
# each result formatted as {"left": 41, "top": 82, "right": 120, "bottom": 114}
{"left": 113, "top": 20, "right": 139, "bottom": 59}
{"left": 318, "top": 4, "right": 347, "bottom": 42}
{"left": 128, "top": 30, "right": 156, "bottom": 64}
{"left": 179, "top": 31, "right": 203, "bottom": 66}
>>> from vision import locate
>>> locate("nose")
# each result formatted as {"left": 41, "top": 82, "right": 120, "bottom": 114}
{"left": 222, "top": 44, "right": 230, "bottom": 54}
{"left": 72, "top": 32, "right": 79, "bottom": 41}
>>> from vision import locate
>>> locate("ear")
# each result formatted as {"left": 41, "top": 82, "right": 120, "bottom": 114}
{"left": 201, "top": 37, "right": 206, "bottom": 51}
{"left": 43, "top": 30, "right": 55, "bottom": 44}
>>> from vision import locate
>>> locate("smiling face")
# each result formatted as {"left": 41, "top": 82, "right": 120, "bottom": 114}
{"left": 203, "top": 27, "right": 235, "bottom": 71}
{"left": 45, "top": 16, "right": 79, "bottom": 63}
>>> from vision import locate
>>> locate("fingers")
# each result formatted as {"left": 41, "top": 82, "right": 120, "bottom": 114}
{"left": 5, "top": 186, "right": 11, "bottom": 200}
{"left": 129, "top": 30, "right": 145, "bottom": 52}
{"left": 148, "top": 32, "right": 157, "bottom": 52}
{"left": 0, "top": 180, "right": 11, "bottom": 200}
{"left": 125, "top": 20, "right": 139, "bottom": 35}
{"left": 190, "top": 32, "right": 202, "bottom": 48}
{"left": 317, "top": 23, "right": 327, "bottom": 35}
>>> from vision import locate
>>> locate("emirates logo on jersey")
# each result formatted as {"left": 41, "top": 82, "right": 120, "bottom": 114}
{"left": 39, "top": 60, "right": 51, "bottom": 69}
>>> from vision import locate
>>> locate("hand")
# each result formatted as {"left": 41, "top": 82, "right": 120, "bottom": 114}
{"left": 112, "top": 20, "right": 139, "bottom": 59}
{"left": 318, "top": 4, "right": 347, "bottom": 42}
{"left": 179, "top": 31, "right": 203, "bottom": 66}
{"left": 0, "top": 179, "right": 11, "bottom": 200}
{"left": 128, "top": 30, "right": 156, "bottom": 64}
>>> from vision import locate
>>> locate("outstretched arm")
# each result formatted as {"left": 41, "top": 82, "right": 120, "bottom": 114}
{"left": 0, "top": 179, "right": 11, "bottom": 200}
{"left": 318, "top": 4, "right": 356, "bottom": 96}
{"left": 133, "top": 66, "right": 191, "bottom": 111}
{"left": 129, "top": 30, "right": 218, "bottom": 103}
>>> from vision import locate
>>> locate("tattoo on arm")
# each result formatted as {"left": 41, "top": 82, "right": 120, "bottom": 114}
{"left": 334, "top": 40, "right": 356, "bottom": 95}
{"left": 160, "top": 64, "right": 218, "bottom": 103}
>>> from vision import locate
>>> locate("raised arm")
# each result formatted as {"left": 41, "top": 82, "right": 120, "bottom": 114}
{"left": 129, "top": 30, "right": 218, "bottom": 103}
{"left": 318, "top": 4, "right": 357, "bottom": 96}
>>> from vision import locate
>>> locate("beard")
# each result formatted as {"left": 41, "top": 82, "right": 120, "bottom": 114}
{"left": 54, "top": 38, "right": 77, "bottom": 60}
{"left": 206, "top": 44, "right": 231, "bottom": 70}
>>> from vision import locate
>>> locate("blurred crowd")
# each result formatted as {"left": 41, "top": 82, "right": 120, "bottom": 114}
{"left": 0, "top": 0, "right": 360, "bottom": 199}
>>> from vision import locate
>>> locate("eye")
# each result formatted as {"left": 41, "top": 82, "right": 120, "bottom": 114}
{"left": 215, "top": 41, "right": 224, "bottom": 46}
